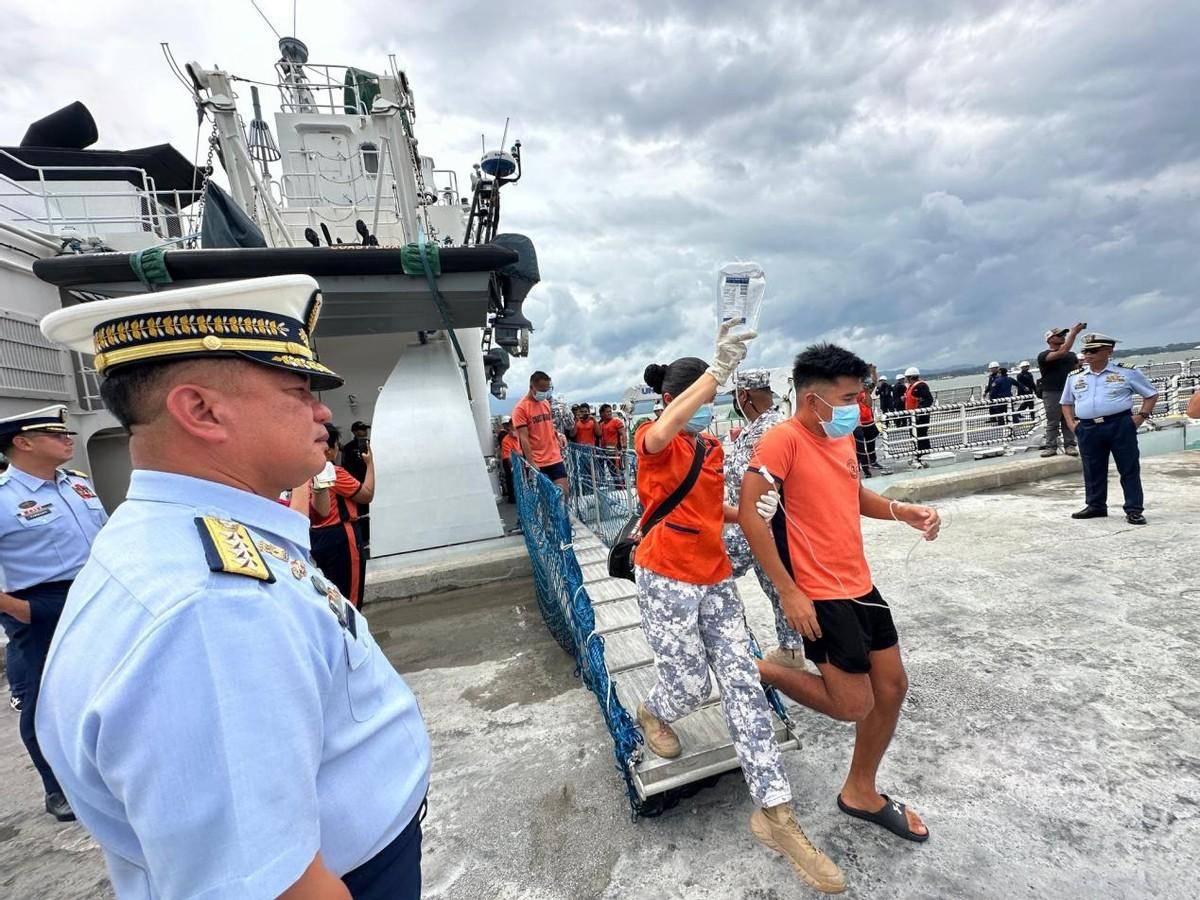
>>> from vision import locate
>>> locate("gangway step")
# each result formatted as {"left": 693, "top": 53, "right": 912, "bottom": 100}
{"left": 612, "top": 661, "right": 797, "bottom": 799}
{"left": 599, "top": 626, "right": 654, "bottom": 674}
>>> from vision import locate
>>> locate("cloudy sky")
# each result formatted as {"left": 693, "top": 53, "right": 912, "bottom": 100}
{"left": 4, "top": 0, "right": 1200, "bottom": 407}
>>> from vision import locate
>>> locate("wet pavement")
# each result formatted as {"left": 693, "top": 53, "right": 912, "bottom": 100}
{"left": 2, "top": 453, "right": 1198, "bottom": 898}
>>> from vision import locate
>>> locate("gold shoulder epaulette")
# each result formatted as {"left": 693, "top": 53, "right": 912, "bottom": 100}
{"left": 1069, "top": 367, "right": 1084, "bottom": 375}
{"left": 194, "top": 516, "right": 276, "bottom": 583}
{"left": 65, "top": 468, "right": 89, "bottom": 478}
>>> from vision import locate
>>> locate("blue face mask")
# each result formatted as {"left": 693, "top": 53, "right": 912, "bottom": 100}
{"left": 534, "top": 387, "right": 553, "bottom": 401}
{"left": 813, "top": 394, "right": 860, "bottom": 438}
{"left": 684, "top": 403, "right": 713, "bottom": 434}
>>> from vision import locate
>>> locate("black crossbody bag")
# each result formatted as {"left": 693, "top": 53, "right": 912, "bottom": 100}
{"left": 608, "top": 435, "right": 707, "bottom": 581}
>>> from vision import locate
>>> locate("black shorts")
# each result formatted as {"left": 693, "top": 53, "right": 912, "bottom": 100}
{"left": 539, "top": 461, "right": 568, "bottom": 481}
{"left": 802, "top": 587, "right": 899, "bottom": 674}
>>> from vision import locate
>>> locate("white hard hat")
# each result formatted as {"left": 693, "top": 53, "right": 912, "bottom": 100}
{"left": 501, "top": 415, "right": 512, "bottom": 424}
{"left": 987, "top": 360, "right": 1000, "bottom": 369}
{"left": 904, "top": 366, "right": 920, "bottom": 377}
{"left": 878, "top": 374, "right": 889, "bottom": 380}
{"left": 1018, "top": 360, "right": 1030, "bottom": 368}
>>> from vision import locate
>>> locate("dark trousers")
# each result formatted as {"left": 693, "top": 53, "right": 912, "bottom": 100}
{"left": 854, "top": 423, "right": 879, "bottom": 474}
{"left": 1, "top": 613, "right": 30, "bottom": 700}
{"left": 11, "top": 580, "right": 70, "bottom": 795}
{"left": 913, "top": 412, "right": 931, "bottom": 453}
{"left": 342, "top": 799, "right": 424, "bottom": 899}
{"left": 311, "top": 520, "right": 366, "bottom": 608}
{"left": 501, "top": 458, "right": 516, "bottom": 503}
{"left": 1075, "top": 413, "right": 1143, "bottom": 513}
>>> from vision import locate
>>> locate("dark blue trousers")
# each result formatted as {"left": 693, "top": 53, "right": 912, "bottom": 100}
{"left": 1075, "top": 413, "right": 1143, "bottom": 514}
{"left": 1, "top": 612, "right": 31, "bottom": 700}
{"left": 341, "top": 799, "right": 424, "bottom": 899}
{"left": 11, "top": 580, "right": 71, "bottom": 796}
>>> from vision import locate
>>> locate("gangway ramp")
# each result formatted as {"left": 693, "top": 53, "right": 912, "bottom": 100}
{"left": 570, "top": 524, "right": 799, "bottom": 803}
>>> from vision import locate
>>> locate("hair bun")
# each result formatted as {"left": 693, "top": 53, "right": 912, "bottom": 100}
{"left": 643, "top": 363, "right": 667, "bottom": 394}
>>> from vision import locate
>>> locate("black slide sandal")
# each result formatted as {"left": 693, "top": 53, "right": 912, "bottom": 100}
{"left": 837, "top": 793, "right": 929, "bottom": 843}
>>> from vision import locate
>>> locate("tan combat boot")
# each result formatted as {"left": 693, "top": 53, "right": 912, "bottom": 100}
{"left": 750, "top": 804, "right": 846, "bottom": 894}
{"left": 636, "top": 703, "right": 681, "bottom": 759}
{"left": 764, "top": 646, "right": 808, "bottom": 670}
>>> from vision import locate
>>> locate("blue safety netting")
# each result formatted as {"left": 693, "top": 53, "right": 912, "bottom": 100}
{"left": 563, "top": 444, "right": 638, "bottom": 547}
{"left": 512, "top": 456, "right": 646, "bottom": 815}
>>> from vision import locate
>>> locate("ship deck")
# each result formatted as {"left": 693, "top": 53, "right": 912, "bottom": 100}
{"left": 2, "top": 453, "right": 1198, "bottom": 898}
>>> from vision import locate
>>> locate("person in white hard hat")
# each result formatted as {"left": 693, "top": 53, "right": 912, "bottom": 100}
{"left": 1015, "top": 361, "right": 1036, "bottom": 422}
{"left": 1037, "top": 324, "right": 1085, "bottom": 456}
{"left": 984, "top": 361, "right": 1000, "bottom": 400}
{"left": 36, "top": 276, "right": 431, "bottom": 898}
{"left": 902, "top": 368, "right": 933, "bottom": 464}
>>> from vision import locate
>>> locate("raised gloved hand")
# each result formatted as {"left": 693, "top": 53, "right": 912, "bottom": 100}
{"left": 756, "top": 489, "right": 779, "bottom": 520}
{"left": 706, "top": 318, "right": 758, "bottom": 386}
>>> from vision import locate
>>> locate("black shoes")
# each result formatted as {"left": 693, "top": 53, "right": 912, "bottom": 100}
{"left": 45, "top": 792, "right": 75, "bottom": 822}
{"left": 1071, "top": 507, "right": 1108, "bottom": 519}
{"left": 1126, "top": 513, "right": 1147, "bottom": 525}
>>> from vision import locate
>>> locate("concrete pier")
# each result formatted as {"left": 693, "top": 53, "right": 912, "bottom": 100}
{"left": 1, "top": 453, "right": 1198, "bottom": 898}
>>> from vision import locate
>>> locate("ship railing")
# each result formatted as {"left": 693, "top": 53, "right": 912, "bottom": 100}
{"left": 877, "top": 396, "right": 1043, "bottom": 460}
{"left": 1167, "top": 375, "right": 1198, "bottom": 416}
{"left": 563, "top": 444, "right": 640, "bottom": 548}
{"left": 272, "top": 62, "right": 391, "bottom": 116}
{"left": 0, "top": 150, "right": 201, "bottom": 238}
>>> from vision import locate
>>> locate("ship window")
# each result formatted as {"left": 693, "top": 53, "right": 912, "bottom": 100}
{"left": 0, "top": 309, "right": 71, "bottom": 399}
{"left": 360, "top": 141, "right": 380, "bottom": 176}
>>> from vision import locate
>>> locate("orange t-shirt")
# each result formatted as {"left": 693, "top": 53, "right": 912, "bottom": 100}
{"left": 310, "top": 465, "right": 361, "bottom": 528}
{"left": 856, "top": 390, "right": 875, "bottom": 426}
{"left": 600, "top": 417, "right": 624, "bottom": 449}
{"left": 749, "top": 418, "right": 872, "bottom": 600}
{"left": 511, "top": 396, "right": 563, "bottom": 467}
{"left": 634, "top": 428, "right": 732, "bottom": 585}
{"left": 574, "top": 417, "right": 598, "bottom": 445}
{"left": 500, "top": 432, "right": 521, "bottom": 460}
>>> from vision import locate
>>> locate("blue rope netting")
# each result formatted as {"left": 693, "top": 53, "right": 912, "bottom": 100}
{"left": 515, "top": 450, "right": 795, "bottom": 818}
{"left": 512, "top": 457, "right": 645, "bottom": 814}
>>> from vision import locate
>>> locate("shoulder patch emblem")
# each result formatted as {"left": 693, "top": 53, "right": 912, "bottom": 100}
{"left": 195, "top": 517, "right": 276, "bottom": 583}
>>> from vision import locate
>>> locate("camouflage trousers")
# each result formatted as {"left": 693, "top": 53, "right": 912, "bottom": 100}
{"left": 634, "top": 566, "right": 792, "bottom": 808}
{"left": 723, "top": 530, "right": 805, "bottom": 652}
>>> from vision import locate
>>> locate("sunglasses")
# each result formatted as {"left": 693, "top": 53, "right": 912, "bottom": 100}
{"left": 1080, "top": 348, "right": 1099, "bottom": 355}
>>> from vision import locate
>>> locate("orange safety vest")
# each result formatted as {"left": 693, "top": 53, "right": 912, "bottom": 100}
{"left": 904, "top": 380, "right": 927, "bottom": 411}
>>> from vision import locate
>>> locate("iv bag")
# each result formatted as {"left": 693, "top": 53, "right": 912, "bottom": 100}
{"left": 716, "top": 262, "right": 765, "bottom": 331}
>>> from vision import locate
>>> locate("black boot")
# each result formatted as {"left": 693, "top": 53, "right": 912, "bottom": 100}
{"left": 1071, "top": 507, "right": 1108, "bottom": 519}
{"left": 45, "top": 792, "right": 76, "bottom": 822}
{"left": 1126, "top": 512, "right": 1147, "bottom": 525}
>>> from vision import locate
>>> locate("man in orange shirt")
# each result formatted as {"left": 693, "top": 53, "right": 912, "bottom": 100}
{"left": 572, "top": 403, "right": 600, "bottom": 446}
{"left": 739, "top": 343, "right": 941, "bottom": 846}
{"left": 497, "top": 417, "right": 522, "bottom": 503}
{"left": 512, "top": 371, "right": 569, "bottom": 498}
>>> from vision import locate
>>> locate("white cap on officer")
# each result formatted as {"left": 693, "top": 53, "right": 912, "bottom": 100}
{"left": 0, "top": 403, "right": 76, "bottom": 446}
{"left": 1081, "top": 332, "right": 1117, "bottom": 351}
{"left": 40, "top": 275, "right": 343, "bottom": 390}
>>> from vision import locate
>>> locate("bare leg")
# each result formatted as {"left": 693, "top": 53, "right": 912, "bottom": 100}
{"left": 838, "top": 645, "right": 926, "bottom": 837}
{"left": 757, "top": 659, "right": 873, "bottom": 722}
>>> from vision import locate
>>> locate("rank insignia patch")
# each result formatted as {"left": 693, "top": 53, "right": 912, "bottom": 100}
{"left": 195, "top": 517, "right": 276, "bottom": 583}
{"left": 71, "top": 482, "right": 98, "bottom": 500}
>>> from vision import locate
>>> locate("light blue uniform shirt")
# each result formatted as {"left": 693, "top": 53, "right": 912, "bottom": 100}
{"left": 0, "top": 464, "right": 107, "bottom": 592}
{"left": 36, "top": 470, "right": 431, "bottom": 899}
{"left": 1059, "top": 362, "right": 1158, "bottom": 419}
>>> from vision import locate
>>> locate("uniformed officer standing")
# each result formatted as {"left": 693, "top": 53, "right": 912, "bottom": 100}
{"left": 1059, "top": 333, "right": 1158, "bottom": 525}
{"left": 0, "top": 404, "right": 106, "bottom": 822}
{"left": 723, "top": 369, "right": 806, "bottom": 668}
{"left": 37, "top": 275, "right": 431, "bottom": 898}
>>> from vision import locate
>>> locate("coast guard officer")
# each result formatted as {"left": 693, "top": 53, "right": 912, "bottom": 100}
{"left": 0, "top": 404, "right": 105, "bottom": 822}
{"left": 1059, "top": 333, "right": 1158, "bottom": 525}
{"left": 37, "top": 275, "right": 430, "bottom": 899}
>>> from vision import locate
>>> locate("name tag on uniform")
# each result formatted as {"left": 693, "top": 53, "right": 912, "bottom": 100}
{"left": 18, "top": 501, "right": 53, "bottom": 520}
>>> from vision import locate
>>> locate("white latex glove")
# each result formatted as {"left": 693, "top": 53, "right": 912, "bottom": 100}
{"left": 707, "top": 318, "right": 758, "bottom": 386}
{"left": 756, "top": 489, "right": 779, "bottom": 520}
{"left": 311, "top": 461, "right": 336, "bottom": 490}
